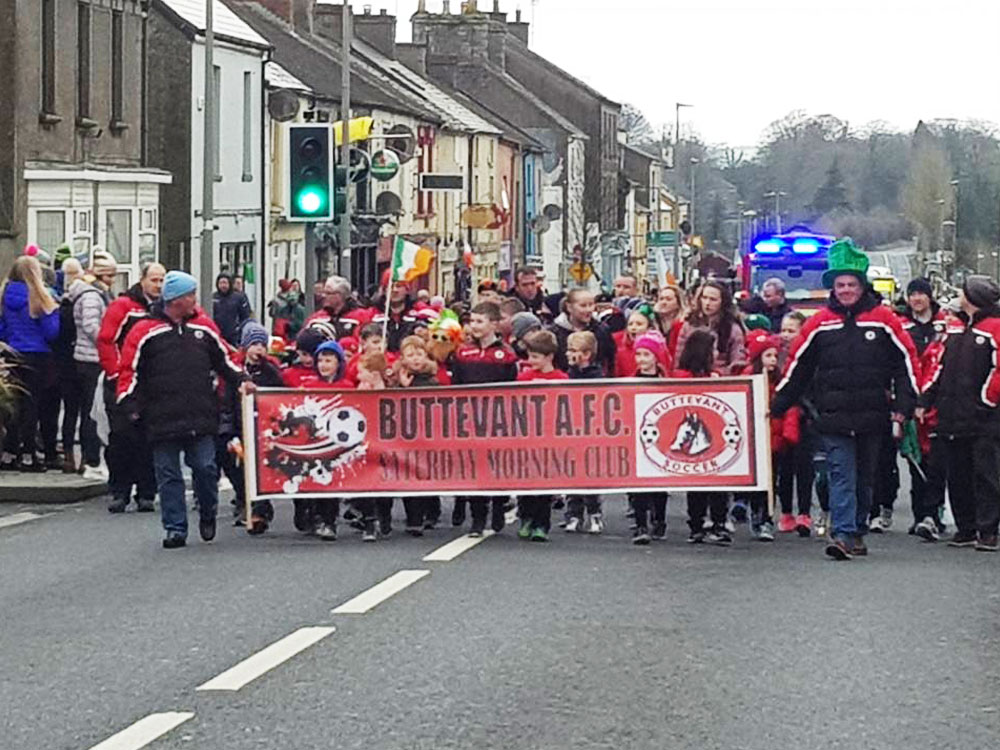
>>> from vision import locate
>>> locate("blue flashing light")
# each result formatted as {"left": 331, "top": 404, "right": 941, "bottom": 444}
{"left": 792, "top": 238, "right": 821, "bottom": 254}
{"left": 754, "top": 239, "right": 782, "bottom": 254}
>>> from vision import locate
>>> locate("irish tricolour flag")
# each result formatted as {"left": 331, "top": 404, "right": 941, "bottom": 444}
{"left": 391, "top": 237, "right": 434, "bottom": 283}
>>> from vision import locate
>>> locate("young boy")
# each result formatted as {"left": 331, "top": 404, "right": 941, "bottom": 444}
{"left": 513, "top": 330, "right": 566, "bottom": 541}
{"left": 450, "top": 301, "right": 519, "bottom": 536}
{"left": 283, "top": 328, "right": 326, "bottom": 387}
{"left": 562, "top": 331, "right": 604, "bottom": 533}
{"left": 343, "top": 323, "right": 391, "bottom": 386}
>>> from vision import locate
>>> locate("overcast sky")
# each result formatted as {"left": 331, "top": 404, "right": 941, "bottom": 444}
{"left": 330, "top": 0, "right": 1000, "bottom": 147}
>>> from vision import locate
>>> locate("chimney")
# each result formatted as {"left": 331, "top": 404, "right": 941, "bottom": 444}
{"left": 397, "top": 42, "right": 427, "bottom": 75}
{"left": 313, "top": 2, "right": 346, "bottom": 44}
{"left": 235, "top": 0, "right": 313, "bottom": 34}
{"left": 508, "top": 7, "right": 529, "bottom": 45}
{"left": 354, "top": 6, "right": 397, "bottom": 58}
{"left": 442, "top": 0, "right": 451, "bottom": 13}
{"left": 487, "top": 18, "right": 506, "bottom": 67}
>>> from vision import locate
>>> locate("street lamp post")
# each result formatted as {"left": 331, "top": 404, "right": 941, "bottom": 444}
{"left": 673, "top": 103, "right": 692, "bottom": 281}
{"left": 763, "top": 190, "right": 786, "bottom": 233}
{"left": 689, "top": 157, "right": 700, "bottom": 233}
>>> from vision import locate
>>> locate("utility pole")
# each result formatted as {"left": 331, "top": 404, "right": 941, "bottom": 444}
{"left": 673, "top": 103, "right": 692, "bottom": 282}
{"left": 339, "top": 1, "right": 352, "bottom": 285}
{"left": 764, "top": 190, "right": 786, "bottom": 233}
{"left": 200, "top": 0, "right": 215, "bottom": 307}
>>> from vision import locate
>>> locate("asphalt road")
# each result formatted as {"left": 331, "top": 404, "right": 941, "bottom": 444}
{"left": 2, "top": 481, "right": 999, "bottom": 750}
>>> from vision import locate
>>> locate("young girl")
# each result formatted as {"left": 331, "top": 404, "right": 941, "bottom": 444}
{"left": 654, "top": 284, "right": 687, "bottom": 359}
{"left": 776, "top": 311, "right": 814, "bottom": 535}
{"left": 675, "top": 280, "right": 747, "bottom": 375}
{"left": 744, "top": 332, "right": 801, "bottom": 541}
{"left": 613, "top": 305, "right": 657, "bottom": 377}
{"left": 563, "top": 331, "right": 604, "bottom": 533}
{"left": 629, "top": 332, "right": 670, "bottom": 543}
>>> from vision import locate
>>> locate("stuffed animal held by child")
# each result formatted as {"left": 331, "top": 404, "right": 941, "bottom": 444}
{"left": 427, "top": 309, "right": 463, "bottom": 366}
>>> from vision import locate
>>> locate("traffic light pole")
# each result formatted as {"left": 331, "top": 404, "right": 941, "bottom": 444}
{"left": 338, "top": 2, "right": 352, "bottom": 284}
{"left": 200, "top": 0, "right": 215, "bottom": 307}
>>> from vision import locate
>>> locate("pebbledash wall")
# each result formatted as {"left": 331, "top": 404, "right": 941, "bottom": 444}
{"left": 0, "top": 0, "right": 170, "bottom": 284}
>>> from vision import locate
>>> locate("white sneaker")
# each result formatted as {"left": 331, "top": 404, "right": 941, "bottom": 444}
{"left": 915, "top": 516, "right": 939, "bottom": 542}
{"left": 564, "top": 516, "right": 581, "bottom": 533}
{"left": 587, "top": 513, "right": 604, "bottom": 534}
{"left": 81, "top": 465, "right": 107, "bottom": 482}
{"left": 870, "top": 509, "right": 893, "bottom": 533}
{"left": 815, "top": 511, "right": 829, "bottom": 539}
{"left": 724, "top": 519, "right": 736, "bottom": 534}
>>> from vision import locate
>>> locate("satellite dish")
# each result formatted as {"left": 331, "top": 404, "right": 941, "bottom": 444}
{"left": 268, "top": 89, "right": 299, "bottom": 122}
{"left": 385, "top": 124, "right": 415, "bottom": 164}
{"left": 542, "top": 203, "right": 562, "bottom": 221}
{"left": 375, "top": 191, "right": 403, "bottom": 216}
{"left": 530, "top": 214, "right": 551, "bottom": 234}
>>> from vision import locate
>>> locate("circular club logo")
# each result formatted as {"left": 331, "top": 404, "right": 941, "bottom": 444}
{"left": 639, "top": 394, "right": 743, "bottom": 474}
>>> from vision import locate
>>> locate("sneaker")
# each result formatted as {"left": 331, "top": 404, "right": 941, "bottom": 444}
{"left": 815, "top": 511, "right": 830, "bottom": 538}
{"left": 293, "top": 503, "right": 314, "bottom": 533}
{"left": 706, "top": 527, "right": 733, "bottom": 546}
{"left": 342, "top": 507, "right": 359, "bottom": 522}
{"left": 552, "top": 496, "right": 565, "bottom": 510}
{"left": 730, "top": 501, "right": 748, "bottom": 523}
{"left": 107, "top": 497, "right": 128, "bottom": 514}
{"left": 422, "top": 518, "right": 438, "bottom": 531}
{"left": 564, "top": 516, "right": 582, "bottom": 533}
{"left": 20, "top": 454, "right": 45, "bottom": 473}
{"left": 0, "top": 452, "right": 17, "bottom": 470}
{"left": 135, "top": 498, "right": 156, "bottom": 513}
{"left": 795, "top": 514, "right": 812, "bottom": 537}
{"left": 825, "top": 539, "right": 853, "bottom": 560}
{"left": 777, "top": 513, "right": 797, "bottom": 533}
{"left": 491, "top": 504, "right": 506, "bottom": 533}
{"left": 851, "top": 539, "right": 868, "bottom": 557}
{"left": 948, "top": 531, "right": 978, "bottom": 548}
{"left": 915, "top": 517, "right": 939, "bottom": 543}
{"left": 651, "top": 522, "right": 666, "bottom": 541}
{"left": 61, "top": 457, "right": 78, "bottom": 474}
{"left": 162, "top": 534, "right": 186, "bottom": 549}
{"left": 362, "top": 522, "right": 378, "bottom": 543}
{"left": 199, "top": 516, "right": 216, "bottom": 542}
{"left": 976, "top": 535, "right": 999, "bottom": 552}
{"left": 468, "top": 523, "right": 485, "bottom": 538}
{"left": 45, "top": 454, "right": 61, "bottom": 471}
{"left": 530, "top": 527, "right": 549, "bottom": 542}
{"left": 757, "top": 522, "right": 775, "bottom": 542}
{"left": 633, "top": 527, "right": 651, "bottom": 545}
{"left": 517, "top": 519, "right": 533, "bottom": 539}
{"left": 81, "top": 464, "right": 106, "bottom": 481}
{"left": 247, "top": 515, "right": 269, "bottom": 536}
{"left": 405, "top": 525, "right": 424, "bottom": 537}
{"left": 587, "top": 513, "right": 605, "bottom": 534}
{"left": 314, "top": 522, "right": 337, "bottom": 541}
{"left": 870, "top": 508, "right": 893, "bottom": 533}
{"left": 451, "top": 504, "right": 466, "bottom": 527}
{"left": 378, "top": 518, "right": 392, "bottom": 537}
{"left": 687, "top": 530, "right": 706, "bottom": 544}
{"left": 723, "top": 519, "right": 736, "bottom": 534}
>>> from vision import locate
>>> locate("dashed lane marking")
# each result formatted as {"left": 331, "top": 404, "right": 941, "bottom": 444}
{"left": 197, "top": 626, "right": 335, "bottom": 692}
{"left": 331, "top": 569, "right": 430, "bottom": 614}
{"left": 423, "top": 532, "right": 495, "bottom": 562}
{"left": 85, "top": 711, "right": 194, "bottom": 750}
{"left": 0, "top": 511, "right": 45, "bottom": 529}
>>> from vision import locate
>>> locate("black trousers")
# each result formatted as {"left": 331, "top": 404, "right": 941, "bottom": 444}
{"left": 58, "top": 357, "right": 80, "bottom": 461}
{"left": 942, "top": 436, "right": 1000, "bottom": 537}
{"left": 4, "top": 353, "right": 48, "bottom": 456}
{"left": 630, "top": 492, "right": 667, "bottom": 529}
{"left": 909, "top": 438, "right": 946, "bottom": 523}
{"left": 313, "top": 498, "right": 341, "bottom": 526}
{"left": 687, "top": 492, "right": 728, "bottom": 533}
{"left": 104, "top": 379, "right": 156, "bottom": 502}
{"left": 520, "top": 495, "right": 551, "bottom": 531}
{"left": 871, "top": 428, "right": 899, "bottom": 517}
{"left": 469, "top": 496, "right": 506, "bottom": 531}
{"left": 566, "top": 495, "right": 601, "bottom": 519}
{"left": 403, "top": 497, "right": 440, "bottom": 527}
{"left": 777, "top": 443, "right": 814, "bottom": 516}
{"left": 75, "top": 362, "right": 103, "bottom": 467}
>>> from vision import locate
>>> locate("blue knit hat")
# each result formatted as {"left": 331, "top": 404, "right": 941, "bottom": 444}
{"left": 315, "top": 340, "right": 345, "bottom": 380}
{"left": 240, "top": 321, "right": 269, "bottom": 349}
{"left": 162, "top": 270, "right": 198, "bottom": 302}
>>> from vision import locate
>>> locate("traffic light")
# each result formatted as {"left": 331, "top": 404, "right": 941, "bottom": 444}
{"left": 286, "top": 125, "right": 333, "bottom": 221}
{"left": 333, "top": 160, "right": 348, "bottom": 218}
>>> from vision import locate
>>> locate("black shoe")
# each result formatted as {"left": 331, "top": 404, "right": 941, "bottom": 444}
{"left": 162, "top": 534, "right": 186, "bottom": 549}
{"left": 422, "top": 518, "right": 438, "bottom": 531}
{"left": 825, "top": 539, "right": 853, "bottom": 560}
{"left": 20, "top": 454, "right": 45, "bottom": 473}
{"left": 633, "top": 527, "right": 651, "bottom": 545}
{"left": 948, "top": 531, "right": 978, "bottom": 548}
{"left": 44, "top": 454, "right": 62, "bottom": 471}
{"left": 293, "top": 503, "right": 314, "bottom": 533}
{"left": 343, "top": 507, "right": 359, "bottom": 522}
{"left": 491, "top": 504, "right": 506, "bottom": 533}
{"left": 199, "top": 516, "right": 216, "bottom": 542}
{"left": 451, "top": 503, "right": 466, "bottom": 527}
{"left": 687, "top": 530, "right": 705, "bottom": 544}
{"left": 469, "top": 522, "right": 485, "bottom": 537}
{"left": 379, "top": 517, "right": 392, "bottom": 537}
{"left": 651, "top": 522, "right": 667, "bottom": 541}
{"left": 107, "top": 497, "right": 128, "bottom": 514}
{"left": 706, "top": 527, "right": 733, "bottom": 546}
{"left": 135, "top": 498, "right": 156, "bottom": 513}
{"left": 976, "top": 535, "right": 999, "bottom": 552}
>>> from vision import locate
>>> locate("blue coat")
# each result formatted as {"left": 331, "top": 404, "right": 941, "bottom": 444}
{"left": 0, "top": 281, "right": 60, "bottom": 354}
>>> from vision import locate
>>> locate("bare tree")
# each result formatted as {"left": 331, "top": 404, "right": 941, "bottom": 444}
{"left": 621, "top": 103, "right": 656, "bottom": 146}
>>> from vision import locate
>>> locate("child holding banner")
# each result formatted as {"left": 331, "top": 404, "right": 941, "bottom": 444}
{"left": 630, "top": 331, "right": 671, "bottom": 543}
{"left": 515, "top": 330, "right": 568, "bottom": 541}
{"left": 282, "top": 328, "right": 326, "bottom": 387}
{"left": 563, "top": 331, "right": 605, "bottom": 534}
{"left": 450, "top": 301, "right": 519, "bottom": 537}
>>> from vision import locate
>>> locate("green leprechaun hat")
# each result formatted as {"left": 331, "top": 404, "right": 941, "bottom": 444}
{"left": 822, "top": 237, "right": 870, "bottom": 289}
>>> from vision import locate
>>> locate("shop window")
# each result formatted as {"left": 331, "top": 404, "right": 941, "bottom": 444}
{"left": 36, "top": 211, "right": 66, "bottom": 253}
{"left": 106, "top": 209, "right": 133, "bottom": 264}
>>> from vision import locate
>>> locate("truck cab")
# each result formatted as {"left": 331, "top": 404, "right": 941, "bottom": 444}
{"left": 741, "top": 227, "right": 835, "bottom": 310}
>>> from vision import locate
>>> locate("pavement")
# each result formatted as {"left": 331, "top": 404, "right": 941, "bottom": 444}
{"left": 2, "top": 477, "right": 999, "bottom": 750}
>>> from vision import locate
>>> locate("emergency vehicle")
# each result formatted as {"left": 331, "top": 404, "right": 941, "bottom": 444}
{"left": 740, "top": 227, "right": 835, "bottom": 310}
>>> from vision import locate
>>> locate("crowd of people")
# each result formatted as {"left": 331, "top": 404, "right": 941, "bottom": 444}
{"left": 2, "top": 237, "right": 999, "bottom": 559}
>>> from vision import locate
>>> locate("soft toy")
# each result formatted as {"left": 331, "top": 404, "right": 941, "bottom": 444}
{"left": 428, "top": 309, "right": 463, "bottom": 366}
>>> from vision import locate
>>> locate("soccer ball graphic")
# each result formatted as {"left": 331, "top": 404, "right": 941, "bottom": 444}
{"left": 329, "top": 407, "right": 367, "bottom": 447}
{"left": 722, "top": 423, "right": 742, "bottom": 448}
{"left": 640, "top": 423, "right": 660, "bottom": 447}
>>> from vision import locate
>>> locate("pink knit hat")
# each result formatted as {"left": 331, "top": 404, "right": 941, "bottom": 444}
{"left": 634, "top": 331, "right": 669, "bottom": 372}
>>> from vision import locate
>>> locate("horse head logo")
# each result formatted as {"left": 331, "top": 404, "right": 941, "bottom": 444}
{"left": 670, "top": 411, "right": 712, "bottom": 456}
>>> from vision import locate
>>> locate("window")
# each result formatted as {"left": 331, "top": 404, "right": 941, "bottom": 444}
{"left": 36, "top": 211, "right": 66, "bottom": 253}
{"left": 219, "top": 242, "right": 254, "bottom": 278}
{"left": 111, "top": 10, "right": 124, "bottom": 125}
{"left": 106, "top": 209, "right": 133, "bottom": 264}
{"left": 41, "top": 0, "right": 56, "bottom": 115}
{"left": 77, "top": 3, "right": 91, "bottom": 121}
{"left": 213, "top": 66, "right": 222, "bottom": 179}
{"left": 242, "top": 72, "right": 253, "bottom": 182}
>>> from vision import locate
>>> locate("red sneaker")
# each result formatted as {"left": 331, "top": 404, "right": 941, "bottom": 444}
{"left": 777, "top": 513, "right": 797, "bottom": 533}
{"left": 795, "top": 514, "right": 812, "bottom": 537}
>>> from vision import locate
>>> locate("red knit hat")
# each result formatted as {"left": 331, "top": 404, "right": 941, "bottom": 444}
{"left": 634, "top": 331, "right": 669, "bottom": 373}
{"left": 747, "top": 332, "right": 781, "bottom": 364}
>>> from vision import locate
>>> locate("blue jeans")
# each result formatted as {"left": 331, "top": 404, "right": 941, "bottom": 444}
{"left": 822, "top": 432, "right": 881, "bottom": 543}
{"left": 153, "top": 435, "right": 218, "bottom": 537}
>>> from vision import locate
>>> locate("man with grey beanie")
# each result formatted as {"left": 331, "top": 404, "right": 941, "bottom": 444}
{"left": 919, "top": 274, "right": 1000, "bottom": 552}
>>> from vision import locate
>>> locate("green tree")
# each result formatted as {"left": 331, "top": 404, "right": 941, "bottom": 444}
{"left": 809, "top": 157, "right": 851, "bottom": 217}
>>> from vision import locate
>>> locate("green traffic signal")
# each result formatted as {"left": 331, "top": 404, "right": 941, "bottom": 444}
{"left": 296, "top": 187, "right": 327, "bottom": 215}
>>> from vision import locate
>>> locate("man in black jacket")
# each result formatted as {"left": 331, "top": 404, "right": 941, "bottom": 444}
{"left": 212, "top": 273, "right": 252, "bottom": 346}
{"left": 118, "top": 271, "right": 250, "bottom": 549}
{"left": 773, "top": 239, "right": 920, "bottom": 560}
{"left": 919, "top": 275, "right": 1000, "bottom": 552}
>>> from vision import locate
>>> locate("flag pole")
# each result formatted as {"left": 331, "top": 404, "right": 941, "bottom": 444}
{"left": 381, "top": 274, "right": 393, "bottom": 351}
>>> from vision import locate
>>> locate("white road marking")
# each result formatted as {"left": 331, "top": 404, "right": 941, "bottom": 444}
{"left": 423, "top": 531, "right": 495, "bottom": 562}
{"left": 0, "top": 511, "right": 45, "bottom": 529}
{"left": 331, "top": 569, "right": 430, "bottom": 614}
{"left": 196, "top": 626, "right": 335, "bottom": 692}
{"left": 85, "top": 712, "right": 194, "bottom": 750}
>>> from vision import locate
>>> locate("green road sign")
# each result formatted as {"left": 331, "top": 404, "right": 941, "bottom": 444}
{"left": 647, "top": 231, "right": 678, "bottom": 247}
